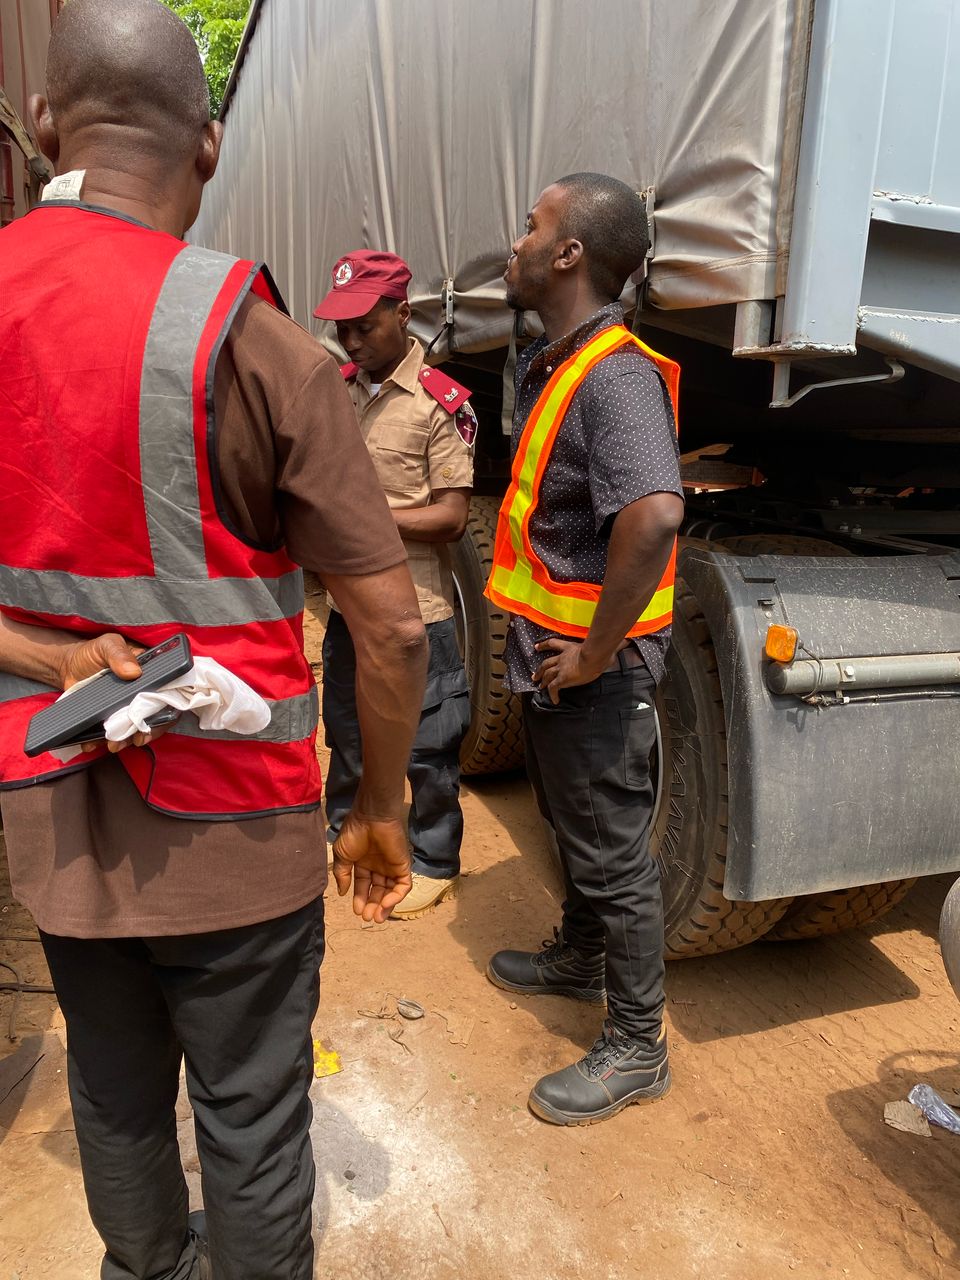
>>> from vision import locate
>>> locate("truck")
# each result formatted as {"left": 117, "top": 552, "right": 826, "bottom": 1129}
{"left": 14, "top": 0, "right": 960, "bottom": 960}
{"left": 0, "top": 0, "right": 54, "bottom": 225}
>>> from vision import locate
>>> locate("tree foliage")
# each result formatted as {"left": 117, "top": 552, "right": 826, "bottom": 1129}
{"left": 159, "top": 1, "right": 252, "bottom": 116}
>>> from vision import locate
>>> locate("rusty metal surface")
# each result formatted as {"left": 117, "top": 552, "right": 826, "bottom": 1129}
{"left": 0, "top": 0, "right": 52, "bottom": 219}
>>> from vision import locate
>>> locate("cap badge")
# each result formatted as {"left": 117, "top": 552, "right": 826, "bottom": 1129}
{"left": 334, "top": 261, "right": 353, "bottom": 287}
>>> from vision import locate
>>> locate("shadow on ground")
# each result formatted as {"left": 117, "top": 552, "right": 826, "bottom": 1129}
{"left": 827, "top": 1047, "right": 960, "bottom": 1268}
{"left": 455, "top": 779, "right": 955, "bottom": 1048}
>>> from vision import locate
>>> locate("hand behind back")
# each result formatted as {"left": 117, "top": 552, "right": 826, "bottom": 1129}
{"left": 59, "top": 632, "right": 177, "bottom": 752}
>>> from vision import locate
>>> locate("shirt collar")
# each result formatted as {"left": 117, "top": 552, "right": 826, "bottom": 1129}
{"left": 523, "top": 301, "right": 626, "bottom": 371}
{"left": 356, "top": 336, "right": 422, "bottom": 395}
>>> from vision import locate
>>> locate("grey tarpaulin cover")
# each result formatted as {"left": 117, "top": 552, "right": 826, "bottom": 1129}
{"left": 191, "top": 0, "right": 807, "bottom": 353}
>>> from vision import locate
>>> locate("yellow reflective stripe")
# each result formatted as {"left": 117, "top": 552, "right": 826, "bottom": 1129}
{"left": 510, "top": 328, "right": 627, "bottom": 528}
{"left": 636, "top": 583, "right": 674, "bottom": 624}
{"left": 489, "top": 560, "right": 674, "bottom": 631}
{"left": 640, "top": 586, "right": 675, "bottom": 627}
{"left": 489, "top": 323, "right": 678, "bottom": 637}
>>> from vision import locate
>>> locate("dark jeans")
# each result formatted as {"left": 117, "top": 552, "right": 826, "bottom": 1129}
{"left": 322, "top": 610, "right": 470, "bottom": 879}
{"left": 523, "top": 670, "right": 665, "bottom": 1041}
{"left": 40, "top": 897, "right": 325, "bottom": 1280}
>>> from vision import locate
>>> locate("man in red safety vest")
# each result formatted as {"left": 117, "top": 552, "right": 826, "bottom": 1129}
{"left": 0, "top": 2, "right": 427, "bottom": 1275}
{"left": 485, "top": 174, "right": 685, "bottom": 1126}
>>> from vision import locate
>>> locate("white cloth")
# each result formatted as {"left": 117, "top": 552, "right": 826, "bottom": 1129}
{"left": 49, "top": 657, "right": 271, "bottom": 763}
{"left": 103, "top": 657, "right": 271, "bottom": 741}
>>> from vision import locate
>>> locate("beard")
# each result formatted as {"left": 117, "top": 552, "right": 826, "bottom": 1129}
{"left": 505, "top": 243, "right": 554, "bottom": 311}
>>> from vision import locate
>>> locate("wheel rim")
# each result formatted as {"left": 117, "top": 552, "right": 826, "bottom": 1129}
{"left": 451, "top": 567, "right": 472, "bottom": 685}
{"left": 651, "top": 703, "right": 664, "bottom": 829}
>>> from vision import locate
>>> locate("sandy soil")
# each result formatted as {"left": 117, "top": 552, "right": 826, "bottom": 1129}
{"left": 2, "top": 591, "right": 959, "bottom": 1279}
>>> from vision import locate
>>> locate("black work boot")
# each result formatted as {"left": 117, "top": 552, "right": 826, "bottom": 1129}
{"left": 528, "top": 1021, "right": 671, "bottom": 1125}
{"left": 187, "top": 1210, "right": 211, "bottom": 1279}
{"left": 486, "top": 928, "right": 606, "bottom": 1003}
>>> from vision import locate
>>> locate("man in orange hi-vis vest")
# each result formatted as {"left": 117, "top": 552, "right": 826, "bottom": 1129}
{"left": 485, "top": 174, "right": 685, "bottom": 1126}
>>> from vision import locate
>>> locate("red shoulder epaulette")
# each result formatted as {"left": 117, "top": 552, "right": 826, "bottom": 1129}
{"left": 418, "top": 366, "right": 471, "bottom": 414}
{"left": 339, "top": 361, "right": 359, "bottom": 381}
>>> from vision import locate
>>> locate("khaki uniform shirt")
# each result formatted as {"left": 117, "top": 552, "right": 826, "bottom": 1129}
{"left": 335, "top": 338, "right": 474, "bottom": 624}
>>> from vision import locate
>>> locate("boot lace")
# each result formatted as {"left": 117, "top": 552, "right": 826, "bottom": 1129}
{"left": 581, "top": 1025, "right": 628, "bottom": 1078}
{"left": 533, "top": 927, "right": 567, "bottom": 967}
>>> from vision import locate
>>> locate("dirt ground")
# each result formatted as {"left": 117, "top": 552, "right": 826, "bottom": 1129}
{"left": 2, "top": 594, "right": 960, "bottom": 1280}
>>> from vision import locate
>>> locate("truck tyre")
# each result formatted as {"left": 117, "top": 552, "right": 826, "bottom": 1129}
{"left": 451, "top": 495, "right": 524, "bottom": 775}
{"left": 765, "top": 879, "right": 917, "bottom": 941}
{"left": 940, "top": 876, "right": 960, "bottom": 999}
{"left": 654, "top": 582, "right": 794, "bottom": 957}
{"left": 716, "top": 533, "right": 852, "bottom": 557}
{"left": 716, "top": 531, "right": 918, "bottom": 942}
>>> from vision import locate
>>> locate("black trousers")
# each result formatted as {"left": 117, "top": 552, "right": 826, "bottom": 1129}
{"left": 40, "top": 897, "right": 324, "bottom": 1280}
{"left": 523, "top": 669, "right": 665, "bottom": 1041}
{"left": 322, "top": 609, "right": 470, "bottom": 878}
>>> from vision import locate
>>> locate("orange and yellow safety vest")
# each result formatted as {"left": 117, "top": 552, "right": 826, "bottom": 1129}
{"left": 485, "top": 324, "right": 679, "bottom": 639}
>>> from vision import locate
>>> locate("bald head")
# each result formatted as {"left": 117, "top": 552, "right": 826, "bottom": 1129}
{"left": 46, "top": 0, "right": 210, "bottom": 169}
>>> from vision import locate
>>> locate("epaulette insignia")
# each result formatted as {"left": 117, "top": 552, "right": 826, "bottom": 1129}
{"left": 418, "top": 366, "right": 471, "bottom": 414}
{"left": 339, "top": 361, "right": 359, "bottom": 381}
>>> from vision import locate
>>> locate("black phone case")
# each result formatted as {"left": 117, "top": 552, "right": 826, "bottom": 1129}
{"left": 24, "top": 634, "right": 193, "bottom": 757}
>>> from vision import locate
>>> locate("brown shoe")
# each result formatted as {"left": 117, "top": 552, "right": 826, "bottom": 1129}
{"left": 391, "top": 873, "right": 459, "bottom": 919}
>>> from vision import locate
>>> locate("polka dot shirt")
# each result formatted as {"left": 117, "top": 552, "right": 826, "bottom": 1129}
{"left": 503, "top": 302, "right": 683, "bottom": 693}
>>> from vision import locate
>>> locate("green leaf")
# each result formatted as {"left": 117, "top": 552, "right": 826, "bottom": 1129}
{"left": 159, "top": 0, "right": 251, "bottom": 115}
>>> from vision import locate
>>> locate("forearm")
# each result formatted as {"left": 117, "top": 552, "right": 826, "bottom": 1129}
{"left": 0, "top": 614, "right": 75, "bottom": 688}
{"left": 392, "top": 490, "right": 470, "bottom": 544}
{"left": 579, "top": 496, "right": 683, "bottom": 673}
{"left": 352, "top": 622, "right": 428, "bottom": 816}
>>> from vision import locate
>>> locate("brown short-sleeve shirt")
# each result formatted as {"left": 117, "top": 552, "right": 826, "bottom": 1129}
{"left": 343, "top": 338, "right": 474, "bottom": 624}
{"left": 1, "top": 298, "right": 406, "bottom": 939}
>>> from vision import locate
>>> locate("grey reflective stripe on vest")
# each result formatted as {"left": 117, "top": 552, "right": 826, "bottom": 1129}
{"left": 0, "top": 673, "right": 316, "bottom": 746}
{"left": 0, "top": 564, "right": 304, "bottom": 628}
{"left": 0, "top": 245, "right": 304, "bottom": 631}
{"left": 0, "top": 244, "right": 308, "bottom": 756}
{"left": 140, "top": 245, "right": 237, "bottom": 580}
{"left": 170, "top": 684, "right": 318, "bottom": 744}
{"left": 0, "top": 672, "right": 53, "bottom": 702}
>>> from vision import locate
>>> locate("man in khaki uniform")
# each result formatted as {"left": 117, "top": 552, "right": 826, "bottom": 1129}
{"left": 315, "top": 251, "right": 475, "bottom": 918}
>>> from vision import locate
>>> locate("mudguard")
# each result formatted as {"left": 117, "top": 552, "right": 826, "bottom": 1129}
{"left": 678, "top": 548, "right": 960, "bottom": 899}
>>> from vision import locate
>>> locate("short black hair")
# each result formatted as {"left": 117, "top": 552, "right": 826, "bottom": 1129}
{"left": 553, "top": 173, "right": 649, "bottom": 301}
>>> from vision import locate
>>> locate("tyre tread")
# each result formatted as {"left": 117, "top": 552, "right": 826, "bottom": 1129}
{"left": 765, "top": 879, "right": 917, "bottom": 941}
{"left": 661, "top": 583, "right": 791, "bottom": 958}
{"left": 456, "top": 496, "right": 524, "bottom": 775}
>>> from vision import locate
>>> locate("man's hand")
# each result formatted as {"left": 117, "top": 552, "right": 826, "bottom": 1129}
{"left": 60, "top": 633, "right": 177, "bottom": 753}
{"left": 530, "top": 493, "right": 684, "bottom": 705}
{"left": 59, "top": 632, "right": 144, "bottom": 690}
{"left": 332, "top": 811, "right": 413, "bottom": 923}
{"left": 532, "top": 637, "right": 607, "bottom": 705}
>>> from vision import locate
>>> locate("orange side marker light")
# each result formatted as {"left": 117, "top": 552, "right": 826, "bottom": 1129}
{"left": 765, "top": 624, "right": 798, "bottom": 664}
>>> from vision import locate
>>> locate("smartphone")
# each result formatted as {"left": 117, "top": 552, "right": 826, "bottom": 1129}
{"left": 24, "top": 634, "right": 193, "bottom": 758}
{"left": 63, "top": 706, "right": 182, "bottom": 748}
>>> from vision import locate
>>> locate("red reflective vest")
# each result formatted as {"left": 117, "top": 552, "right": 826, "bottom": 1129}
{"left": 486, "top": 325, "right": 679, "bottom": 638}
{"left": 0, "top": 204, "right": 320, "bottom": 819}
